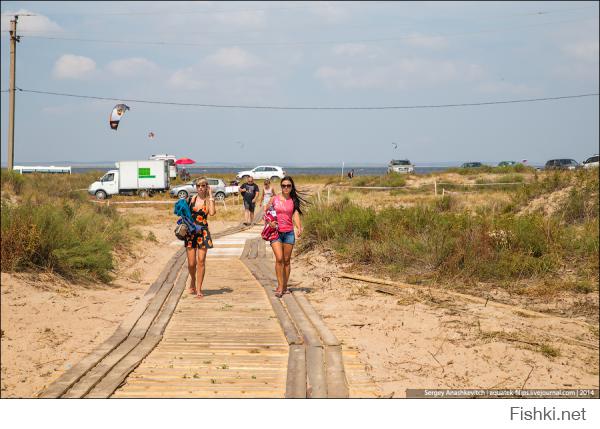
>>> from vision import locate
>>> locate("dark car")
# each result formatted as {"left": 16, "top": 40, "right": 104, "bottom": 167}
{"left": 461, "top": 162, "right": 483, "bottom": 168}
{"left": 544, "top": 159, "right": 579, "bottom": 171}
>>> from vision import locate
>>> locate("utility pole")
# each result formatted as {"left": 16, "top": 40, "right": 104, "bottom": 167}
{"left": 7, "top": 15, "right": 19, "bottom": 172}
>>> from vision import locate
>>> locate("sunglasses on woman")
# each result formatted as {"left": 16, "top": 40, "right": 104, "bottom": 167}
{"left": 281, "top": 184, "right": 292, "bottom": 189}
{"left": 196, "top": 184, "right": 207, "bottom": 188}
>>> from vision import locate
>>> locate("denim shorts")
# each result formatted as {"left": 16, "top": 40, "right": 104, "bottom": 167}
{"left": 271, "top": 230, "right": 295, "bottom": 245}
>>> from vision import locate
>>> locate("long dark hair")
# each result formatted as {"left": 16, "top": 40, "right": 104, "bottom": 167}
{"left": 281, "top": 176, "right": 308, "bottom": 215}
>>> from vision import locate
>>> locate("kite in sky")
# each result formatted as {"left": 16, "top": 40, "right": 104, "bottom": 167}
{"left": 109, "top": 104, "right": 130, "bottom": 130}
{"left": 148, "top": 131, "right": 155, "bottom": 139}
{"left": 392, "top": 142, "right": 398, "bottom": 149}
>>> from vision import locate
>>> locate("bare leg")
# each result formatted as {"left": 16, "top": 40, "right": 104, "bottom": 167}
{"left": 244, "top": 209, "right": 250, "bottom": 224}
{"left": 186, "top": 247, "right": 197, "bottom": 293}
{"left": 271, "top": 241, "right": 285, "bottom": 295}
{"left": 282, "top": 243, "right": 294, "bottom": 293}
{"left": 195, "top": 247, "right": 208, "bottom": 298}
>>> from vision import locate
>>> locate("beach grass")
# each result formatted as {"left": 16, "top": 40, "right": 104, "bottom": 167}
{"left": 300, "top": 168, "right": 599, "bottom": 297}
{"left": 1, "top": 170, "right": 136, "bottom": 282}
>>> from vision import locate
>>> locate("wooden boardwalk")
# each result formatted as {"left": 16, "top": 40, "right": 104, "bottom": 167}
{"left": 41, "top": 219, "right": 379, "bottom": 398}
{"left": 114, "top": 255, "right": 288, "bottom": 398}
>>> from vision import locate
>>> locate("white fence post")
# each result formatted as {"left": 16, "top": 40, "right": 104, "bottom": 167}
{"left": 434, "top": 179, "right": 437, "bottom": 196}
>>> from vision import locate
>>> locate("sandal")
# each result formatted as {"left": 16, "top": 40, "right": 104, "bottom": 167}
{"left": 274, "top": 291, "right": 283, "bottom": 298}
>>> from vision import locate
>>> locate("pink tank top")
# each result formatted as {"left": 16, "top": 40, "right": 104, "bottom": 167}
{"left": 273, "top": 197, "right": 294, "bottom": 233}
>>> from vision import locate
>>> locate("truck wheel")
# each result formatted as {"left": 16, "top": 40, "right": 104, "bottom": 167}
{"left": 95, "top": 190, "right": 107, "bottom": 200}
{"left": 138, "top": 189, "right": 149, "bottom": 198}
{"left": 215, "top": 192, "right": 225, "bottom": 201}
{"left": 177, "top": 190, "right": 188, "bottom": 199}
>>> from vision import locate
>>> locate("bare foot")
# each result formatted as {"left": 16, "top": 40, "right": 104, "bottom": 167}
{"left": 195, "top": 291, "right": 204, "bottom": 299}
{"left": 189, "top": 283, "right": 197, "bottom": 295}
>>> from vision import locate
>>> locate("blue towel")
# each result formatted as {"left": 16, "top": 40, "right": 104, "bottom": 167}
{"left": 174, "top": 198, "right": 199, "bottom": 234}
{"left": 174, "top": 198, "right": 192, "bottom": 219}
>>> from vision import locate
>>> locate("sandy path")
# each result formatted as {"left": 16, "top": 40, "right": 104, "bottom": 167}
{"left": 0, "top": 206, "right": 236, "bottom": 398}
{"left": 291, "top": 250, "right": 599, "bottom": 398}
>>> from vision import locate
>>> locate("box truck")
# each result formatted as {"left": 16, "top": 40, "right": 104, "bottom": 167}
{"left": 88, "top": 160, "right": 170, "bottom": 200}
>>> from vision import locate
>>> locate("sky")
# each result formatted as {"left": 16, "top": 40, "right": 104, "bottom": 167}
{"left": 1, "top": 1, "right": 598, "bottom": 167}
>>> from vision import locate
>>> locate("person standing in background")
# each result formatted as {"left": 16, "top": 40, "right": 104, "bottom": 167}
{"left": 239, "top": 176, "right": 260, "bottom": 225}
{"left": 261, "top": 179, "right": 275, "bottom": 212}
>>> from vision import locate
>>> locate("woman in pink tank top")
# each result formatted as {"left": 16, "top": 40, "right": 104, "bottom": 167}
{"left": 266, "top": 176, "right": 307, "bottom": 298}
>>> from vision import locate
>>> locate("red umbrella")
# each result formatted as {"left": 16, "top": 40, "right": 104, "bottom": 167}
{"left": 175, "top": 158, "right": 196, "bottom": 165}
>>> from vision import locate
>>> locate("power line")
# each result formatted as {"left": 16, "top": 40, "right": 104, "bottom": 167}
{"left": 14, "top": 16, "right": 598, "bottom": 48}
{"left": 9, "top": 87, "right": 599, "bottom": 111}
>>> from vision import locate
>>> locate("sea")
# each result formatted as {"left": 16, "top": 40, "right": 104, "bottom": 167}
{"left": 71, "top": 166, "right": 454, "bottom": 176}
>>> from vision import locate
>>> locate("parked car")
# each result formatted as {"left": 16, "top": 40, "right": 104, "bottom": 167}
{"left": 461, "top": 162, "right": 484, "bottom": 168}
{"left": 169, "top": 178, "right": 228, "bottom": 200}
{"left": 387, "top": 159, "right": 414, "bottom": 174}
{"left": 236, "top": 166, "right": 286, "bottom": 181}
{"left": 544, "top": 159, "right": 579, "bottom": 170}
{"left": 498, "top": 161, "right": 517, "bottom": 167}
{"left": 582, "top": 154, "right": 599, "bottom": 169}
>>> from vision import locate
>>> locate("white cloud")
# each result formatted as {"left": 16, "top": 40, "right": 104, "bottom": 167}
{"left": 315, "top": 59, "right": 484, "bottom": 90}
{"left": 308, "top": 2, "right": 350, "bottom": 22}
{"left": 167, "top": 67, "right": 207, "bottom": 90}
{"left": 106, "top": 57, "right": 159, "bottom": 77}
{"left": 476, "top": 81, "right": 539, "bottom": 96}
{"left": 332, "top": 43, "right": 383, "bottom": 58}
{"left": 1, "top": 9, "right": 63, "bottom": 33}
{"left": 205, "top": 47, "right": 261, "bottom": 70}
{"left": 562, "top": 40, "right": 599, "bottom": 63}
{"left": 402, "top": 33, "right": 448, "bottom": 49}
{"left": 53, "top": 54, "right": 96, "bottom": 80}
{"left": 213, "top": 10, "right": 266, "bottom": 29}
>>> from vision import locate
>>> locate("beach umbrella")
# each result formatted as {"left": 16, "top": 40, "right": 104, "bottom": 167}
{"left": 176, "top": 158, "right": 196, "bottom": 165}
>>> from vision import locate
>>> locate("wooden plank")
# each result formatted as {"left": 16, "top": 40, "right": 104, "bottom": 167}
{"left": 64, "top": 258, "right": 185, "bottom": 397}
{"left": 306, "top": 346, "right": 327, "bottom": 399}
{"left": 240, "top": 238, "right": 252, "bottom": 259}
{"left": 325, "top": 346, "right": 349, "bottom": 398}
{"left": 281, "top": 294, "right": 322, "bottom": 347}
{"left": 87, "top": 270, "right": 190, "bottom": 398}
{"left": 241, "top": 259, "right": 303, "bottom": 345}
{"left": 285, "top": 345, "right": 306, "bottom": 398}
{"left": 87, "top": 335, "right": 162, "bottom": 398}
{"left": 248, "top": 238, "right": 259, "bottom": 260}
{"left": 144, "top": 248, "right": 185, "bottom": 297}
{"left": 257, "top": 238, "right": 266, "bottom": 258}
{"left": 294, "top": 293, "right": 340, "bottom": 346}
{"left": 38, "top": 248, "right": 184, "bottom": 398}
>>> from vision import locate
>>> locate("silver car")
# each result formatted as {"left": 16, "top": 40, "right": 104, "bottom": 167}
{"left": 169, "top": 178, "right": 228, "bottom": 200}
{"left": 388, "top": 159, "right": 415, "bottom": 174}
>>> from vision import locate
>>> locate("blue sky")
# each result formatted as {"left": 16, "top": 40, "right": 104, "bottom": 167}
{"left": 1, "top": 1, "right": 598, "bottom": 166}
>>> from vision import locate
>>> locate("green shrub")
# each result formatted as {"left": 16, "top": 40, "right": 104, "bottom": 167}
{"left": 300, "top": 198, "right": 595, "bottom": 284}
{"left": 1, "top": 198, "right": 130, "bottom": 282}
{"left": 1, "top": 170, "right": 26, "bottom": 194}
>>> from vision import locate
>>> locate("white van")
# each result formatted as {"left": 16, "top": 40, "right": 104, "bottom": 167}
{"left": 88, "top": 160, "right": 170, "bottom": 199}
{"left": 149, "top": 154, "right": 178, "bottom": 179}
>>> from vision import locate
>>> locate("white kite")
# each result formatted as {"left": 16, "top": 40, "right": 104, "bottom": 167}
{"left": 392, "top": 142, "right": 398, "bottom": 150}
{"left": 148, "top": 131, "right": 155, "bottom": 139}
{"left": 109, "top": 104, "right": 130, "bottom": 130}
